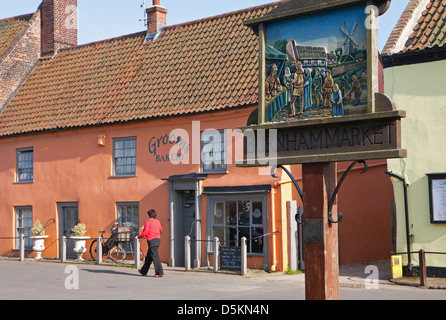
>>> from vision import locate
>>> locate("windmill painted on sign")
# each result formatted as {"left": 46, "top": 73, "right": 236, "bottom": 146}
{"left": 339, "top": 22, "right": 358, "bottom": 63}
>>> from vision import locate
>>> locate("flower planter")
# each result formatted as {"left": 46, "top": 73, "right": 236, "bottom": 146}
{"left": 30, "top": 235, "right": 49, "bottom": 260}
{"left": 71, "top": 236, "right": 90, "bottom": 261}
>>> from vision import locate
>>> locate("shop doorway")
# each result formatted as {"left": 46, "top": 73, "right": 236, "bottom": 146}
{"left": 166, "top": 173, "right": 206, "bottom": 268}
{"left": 175, "top": 190, "right": 197, "bottom": 267}
{"left": 58, "top": 203, "right": 79, "bottom": 259}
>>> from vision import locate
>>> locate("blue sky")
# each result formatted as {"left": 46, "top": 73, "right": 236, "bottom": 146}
{"left": 0, "top": 0, "right": 408, "bottom": 51}
{"left": 267, "top": 5, "right": 368, "bottom": 53}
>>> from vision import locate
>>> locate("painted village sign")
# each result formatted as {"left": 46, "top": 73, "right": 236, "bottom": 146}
{"left": 265, "top": 4, "right": 368, "bottom": 122}
{"left": 238, "top": 0, "right": 406, "bottom": 166}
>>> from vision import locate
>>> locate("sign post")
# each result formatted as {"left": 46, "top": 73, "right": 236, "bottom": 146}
{"left": 302, "top": 162, "right": 339, "bottom": 300}
{"left": 239, "top": 0, "right": 399, "bottom": 300}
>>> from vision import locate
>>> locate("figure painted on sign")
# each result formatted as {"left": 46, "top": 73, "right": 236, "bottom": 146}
{"left": 332, "top": 83, "right": 344, "bottom": 117}
{"left": 303, "top": 68, "right": 313, "bottom": 111}
{"left": 348, "top": 74, "right": 362, "bottom": 105}
{"left": 283, "top": 67, "right": 293, "bottom": 104}
{"left": 321, "top": 69, "right": 334, "bottom": 108}
{"left": 289, "top": 61, "right": 305, "bottom": 116}
{"left": 312, "top": 68, "right": 324, "bottom": 108}
{"left": 265, "top": 64, "right": 282, "bottom": 101}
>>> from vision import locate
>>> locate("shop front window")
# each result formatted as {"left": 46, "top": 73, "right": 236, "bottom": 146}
{"left": 211, "top": 197, "right": 265, "bottom": 255}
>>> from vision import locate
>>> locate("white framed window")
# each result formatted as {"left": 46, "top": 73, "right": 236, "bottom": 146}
{"left": 15, "top": 206, "right": 33, "bottom": 249}
{"left": 17, "top": 147, "right": 33, "bottom": 182}
{"left": 113, "top": 137, "right": 137, "bottom": 176}
{"left": 201, "top": 129, "right": 227, "bottom": 173}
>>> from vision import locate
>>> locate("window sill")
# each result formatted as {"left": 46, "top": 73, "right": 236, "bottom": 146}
{"left": 13, "top": 181, "right": 34, "bottom": 184}
{"left": 109, "top": 174, "right": 137, "bottom": 179}
{"left": 201, "top": 171, "right": 228, "bottom": 175}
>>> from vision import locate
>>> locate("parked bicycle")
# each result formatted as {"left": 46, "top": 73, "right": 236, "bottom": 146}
{"left": 89, "top": 223, "right": 143, "bottom": 263}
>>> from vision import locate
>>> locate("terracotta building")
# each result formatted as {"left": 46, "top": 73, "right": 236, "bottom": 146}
{"left": 0, "top": 0, "right": 394, "bottom": 270}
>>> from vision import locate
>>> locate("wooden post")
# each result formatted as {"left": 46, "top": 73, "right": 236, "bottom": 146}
{"left": 419, "top": 249, "right": 427, "bottom": 287}
{"left": 302, "top": 162, "right": 339, "bottom": 300}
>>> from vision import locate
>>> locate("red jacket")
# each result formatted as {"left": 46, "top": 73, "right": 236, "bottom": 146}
{"left": 138, "top": 218, "right": 162, "bottom": 241}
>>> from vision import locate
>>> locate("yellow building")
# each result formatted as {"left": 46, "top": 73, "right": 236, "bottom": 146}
{"left": 383, "top": 0, "right": 446, "bottom": 276}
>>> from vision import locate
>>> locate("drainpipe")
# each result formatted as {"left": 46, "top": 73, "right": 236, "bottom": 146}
{"left": 385, "top": 170, "right": 412, "bottom": 271}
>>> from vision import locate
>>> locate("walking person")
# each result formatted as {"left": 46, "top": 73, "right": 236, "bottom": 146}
{"left": 138, "top": 209, "right": 164, "bottom": 277}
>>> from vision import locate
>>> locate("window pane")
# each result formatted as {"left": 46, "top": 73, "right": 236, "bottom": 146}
{"left": 213, "top": 227, "right": 224, "bottom": 244}
{"left": 252, "top": 202, "right": 263, "bottom": 225}
{"left": 225, "top": 201, "right": 237, "bottom": 226}
{"left": 214, "top": 202, "right": 224, "bottom": 225}
{"left": 238, "top": 201, "right": 250, "bottom": 227}
{"left": 251, "top": 227, "right": 264, "bottom": 253}
{"left": 226, "top": 227, "right": 238, "bottom": 247}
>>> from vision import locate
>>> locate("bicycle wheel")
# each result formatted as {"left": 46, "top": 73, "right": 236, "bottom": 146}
{"left": 109, "top": 245, "right": 126, "bottom": 263}
{"left": 89, "top": 239, "right": 100, "bottom": 261}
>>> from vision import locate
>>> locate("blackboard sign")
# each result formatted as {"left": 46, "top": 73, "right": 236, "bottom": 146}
{"left": 220, "top": 246, "right": 241, "bottom": 272}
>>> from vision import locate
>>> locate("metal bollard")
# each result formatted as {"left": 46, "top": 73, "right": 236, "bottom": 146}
{"left": 185, "top": 235, "right": 191, "bottom": 271}
{"left": 213, "top": 237, "right": 219, "bottom": 273}
{"left": 134, "top": 236, "right": 140, "bottom": 269}
{"left": 19, "top": 234, "right": 25, "bottom": 261}
{"left": 97, "top": 236, "right": 102, "bottom": 265}
{"left": 61, "top": 236, "right": 67, "bottom": 263}
{"left": 241, "top": 237, "right": 247, "bottom": 276}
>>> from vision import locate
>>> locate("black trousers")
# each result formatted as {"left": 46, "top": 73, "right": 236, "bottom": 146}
{"left": 140, "top": 238, "right": 164, "bottom": 276}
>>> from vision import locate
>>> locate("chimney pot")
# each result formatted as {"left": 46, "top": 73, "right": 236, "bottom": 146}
{"left": 153, "top": 0, "right": 160, "bottom": 6}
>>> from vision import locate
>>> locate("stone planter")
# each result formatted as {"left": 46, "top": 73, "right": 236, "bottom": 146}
{"left": 30, "top": 235, "right": 49, "bottom": 260}
{"left": 71, "top": 236, "right": 90, "bottom": 261}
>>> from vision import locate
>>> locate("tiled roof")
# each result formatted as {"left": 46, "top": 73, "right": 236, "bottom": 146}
{"left": 383, "top": 0, "right": 446, "bottom": 55}
{"left": 0, "top": 3, "right": 280, "bottom": 137}
{"left": 404, "top": 0, "right": 446, "bottom": 52}
{"left": 0, "top": 14, "right": 33, "bottom": 56}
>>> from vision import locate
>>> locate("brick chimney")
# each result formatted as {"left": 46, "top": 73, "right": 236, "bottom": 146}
{"left": 146, "top": 0, "right": 167, "bottom": 38}
{"left": 41, "top": 0, "right": 78, "bottom": 56}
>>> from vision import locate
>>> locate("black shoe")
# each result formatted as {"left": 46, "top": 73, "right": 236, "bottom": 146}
{"left": 138, "top": 269, "right": 147, "bottom": 276}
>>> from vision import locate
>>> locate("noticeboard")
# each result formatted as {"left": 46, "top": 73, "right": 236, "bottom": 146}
{"left": 427, "top": 173, "right": 446, "bottom": 224}
{"left": 220, "top": 247, "right": 241, "bottom": 272}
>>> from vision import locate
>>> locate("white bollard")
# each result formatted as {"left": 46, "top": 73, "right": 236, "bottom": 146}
{"left": 185, "top": 235, "right": 191, "bottom": 271}
{"left": 62, "top": 236, "right": 67, "bottom": 263}
{"left": 241, "top": 237, "right": 247, "bottom": 276}
{"left": 97, "top": 236, "right": 102, "bottom": 265}
{"left": 213, "top": 237, "right": 219, "bottom": 273}
{"left": 19, "top": 234, "right": 25, "bottom": 261}
{"left": 134, "top": 236, "right": 140, "bottom": 269}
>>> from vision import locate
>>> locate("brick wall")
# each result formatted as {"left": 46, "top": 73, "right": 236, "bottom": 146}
{"left": 0, "top": 11, "right": 41, "bottom": 113}
{"left": 41, "top": 0, "right": 78, "bottom": 56}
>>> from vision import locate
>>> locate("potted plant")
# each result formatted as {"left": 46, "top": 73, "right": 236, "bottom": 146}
{"left": 70, "top": 223, "right": 90, "bottom": 261}
{"left": 30, "top": 220, "right": 49, "bottom": 260}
